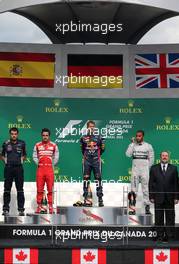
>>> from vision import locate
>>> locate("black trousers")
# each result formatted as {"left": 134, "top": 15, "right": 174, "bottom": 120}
{"left": 155, "top": 197, "right": 175, "bottom": 238}
{"left": 83, "top": 157, "right": 103, "bottom": 199}
{"left": 3, "top": 165, "right": 25, "bottom": 212}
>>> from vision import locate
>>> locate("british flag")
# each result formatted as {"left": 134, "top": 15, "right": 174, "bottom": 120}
{"left": 135, "top": 53, "right": 179, "bottom": 89}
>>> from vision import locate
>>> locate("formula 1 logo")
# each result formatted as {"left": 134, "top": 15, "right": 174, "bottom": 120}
{"left": 82, "top": 209, "right": 104, "bottom": 223}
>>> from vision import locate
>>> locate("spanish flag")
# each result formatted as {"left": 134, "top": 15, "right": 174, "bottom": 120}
{"left": 0, "top": 52, "right": 55, "bottom": 88}
{"left": 68, "top": 54, "right": 123, "bottom": 89}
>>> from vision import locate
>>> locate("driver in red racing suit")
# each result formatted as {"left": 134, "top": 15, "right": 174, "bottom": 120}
{"left": 33, "top": 128, "right": 59, "bottom": 214}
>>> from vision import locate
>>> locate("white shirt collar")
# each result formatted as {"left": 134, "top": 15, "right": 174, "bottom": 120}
{"left": 161, "top": 163, "right": 168, "bottom": 170}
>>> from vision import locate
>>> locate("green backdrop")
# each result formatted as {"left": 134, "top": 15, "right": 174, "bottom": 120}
{"left": 0, "top": 97, "right": 178, "bottom": 183}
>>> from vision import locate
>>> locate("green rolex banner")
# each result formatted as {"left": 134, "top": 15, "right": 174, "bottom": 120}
{"left": 0, "top": 97, "right": 179, "bottom": 183}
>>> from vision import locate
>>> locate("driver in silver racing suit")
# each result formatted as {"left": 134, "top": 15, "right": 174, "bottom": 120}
{"left": 126, "top": 130, "right": 154, "bottom": 215}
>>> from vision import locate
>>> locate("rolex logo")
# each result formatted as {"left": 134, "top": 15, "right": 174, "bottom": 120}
{"left": 165, "top": 117, "right": 172, "bottom": 125}
{"left": 45, "top": 99, "right": 69, "bottom": 113}
{"left": 128, "top": 100, "right": 134, "bottom": 108}
{"left": 54, "top": 99, "right": 60, "bottom": 107}
{"left": 16, "top": 115, "right": 23, "bottom": 123}
{"left": 8, "top": 115, "right": 31, "bottom": 129}
{"left": 156, "top": 117, "right": 179, "bottom": 131}
{"left": 119, "top": 100, "right": 142, "bottom": 114}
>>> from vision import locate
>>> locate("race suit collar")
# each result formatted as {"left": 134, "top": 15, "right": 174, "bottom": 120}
{"left": 42, "top": 140, "right": 50, "bottom": 144}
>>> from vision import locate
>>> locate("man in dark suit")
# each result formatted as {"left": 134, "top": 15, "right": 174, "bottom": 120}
{"left": 149, "top": 151, "right": 179, "bottom": 242}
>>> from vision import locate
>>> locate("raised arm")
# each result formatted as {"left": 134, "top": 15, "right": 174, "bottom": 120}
{"left": 126, "top": 143, "right": 134, "bottom": 158}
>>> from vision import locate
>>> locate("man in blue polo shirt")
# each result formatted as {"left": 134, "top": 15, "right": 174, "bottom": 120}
{"left": 1, "top": 127, "right": 27, "bottom": 216}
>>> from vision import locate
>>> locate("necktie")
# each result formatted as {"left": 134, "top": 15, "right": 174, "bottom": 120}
{"left": 163, "top": 164, "right": 166, "bottom": 174}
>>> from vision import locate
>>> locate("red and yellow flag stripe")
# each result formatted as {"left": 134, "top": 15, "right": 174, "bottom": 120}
{"left": 0, "top": 52, "right": 55, "bottom": 88}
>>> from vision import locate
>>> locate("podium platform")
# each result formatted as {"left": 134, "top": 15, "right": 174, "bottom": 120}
{"left": 0, "top": 206, "right": 152, "bottom": 226}
{"left": 0, "top": 206, "right": 178, "bottom": 249}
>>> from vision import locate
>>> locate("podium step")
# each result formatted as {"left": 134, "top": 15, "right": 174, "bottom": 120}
{"left": 128, "top": 214, "right": 153, "bottom": 226}
{"left": 0, "top": 215, "right": 62, "bottom": 225}
{"left": 57, "top": 206, "right": 153, "bottom": 226}
{"left": 0, "top": 207, "right": 153, "bottom": 226}
{"left": 58, "top": 206, "right": 127, "bottom": 225}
